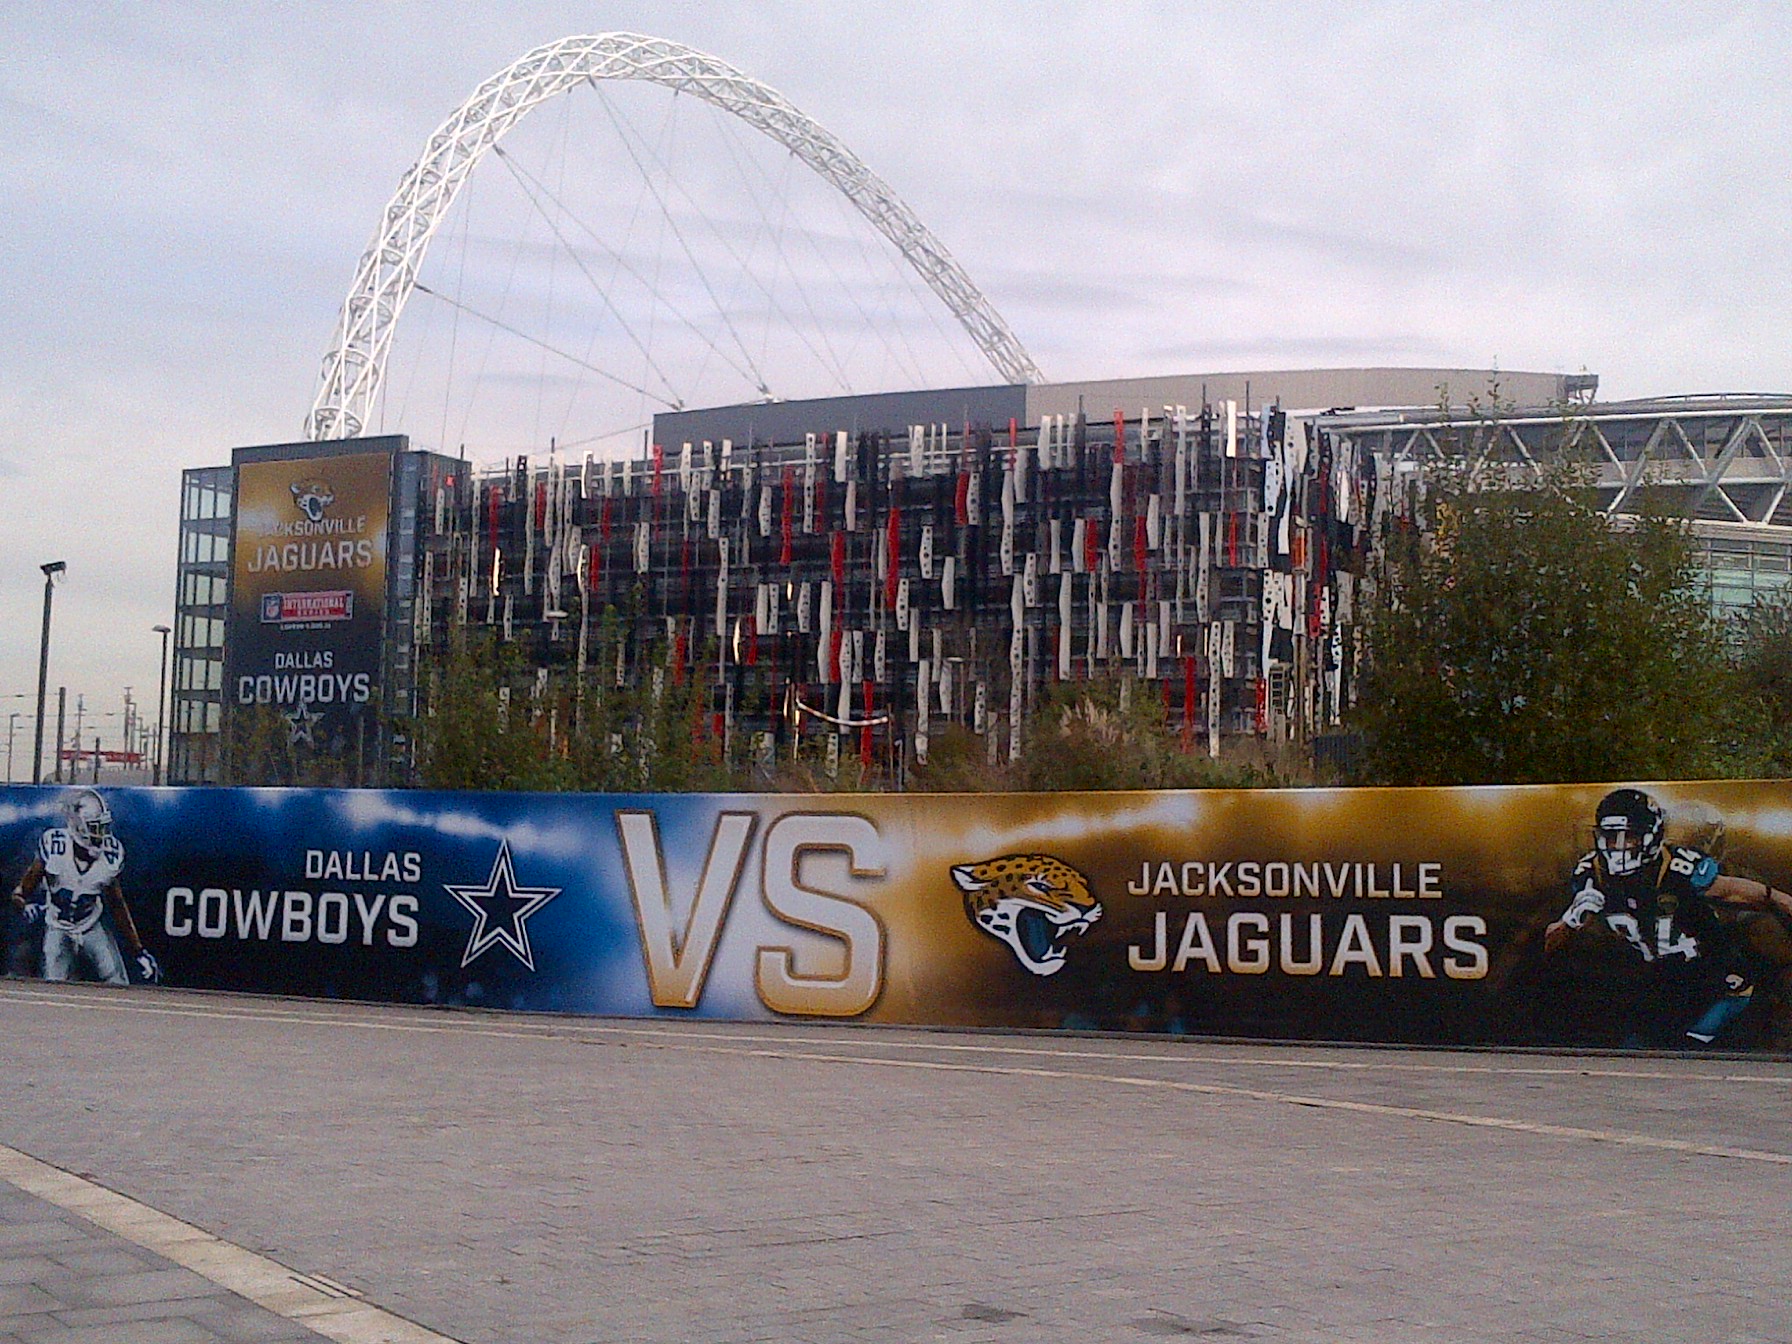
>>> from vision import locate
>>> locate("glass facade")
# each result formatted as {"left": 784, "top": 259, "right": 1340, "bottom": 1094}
{"left": 168, "top": 439, "right": 457, "bottom": 784}
{"left": 168, "top": 466, "right": 232, "bottom": 783}
{"left": 1696, "top": 531, "right": 1792, "bottom": 620}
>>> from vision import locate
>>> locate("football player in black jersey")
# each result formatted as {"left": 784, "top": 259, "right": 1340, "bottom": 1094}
{"left": 1544, "top": 788, "right": 1792, "bottom": 1046}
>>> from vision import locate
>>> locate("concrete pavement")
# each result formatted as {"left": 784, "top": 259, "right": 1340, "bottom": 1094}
{"left": 0, "top": 1178, "right": 331, "bottom": 1344}
{"left": 0, "top": 982, "right": 1788, "bottom": 1343}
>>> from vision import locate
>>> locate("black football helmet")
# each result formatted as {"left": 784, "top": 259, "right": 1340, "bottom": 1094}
{"left": 1593, "top": 787, "right": 1664, "bottom": 877}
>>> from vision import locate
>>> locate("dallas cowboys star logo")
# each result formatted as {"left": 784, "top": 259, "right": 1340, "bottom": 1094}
{"left": 443, "top": 840, "right": 561, "bottom": 970}
{"left": 283, "top": 701, "right": 323, "bottom": 746}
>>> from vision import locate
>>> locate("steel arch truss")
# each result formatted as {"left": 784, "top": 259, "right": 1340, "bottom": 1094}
{"left": 308, "top": 32, "right": 1042, "bottom": 440}
{"left": 1335, "top": 399, "right": 1792, "bottom": 527}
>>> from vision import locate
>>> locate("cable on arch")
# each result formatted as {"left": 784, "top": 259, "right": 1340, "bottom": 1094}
{"left": 308, "top": 32, "right": 1043, "bottom": 441}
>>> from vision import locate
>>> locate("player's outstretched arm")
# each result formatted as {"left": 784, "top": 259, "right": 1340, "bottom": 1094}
{"left": 101, "top": 880, "right": 143, "bottom": 956}
{"left": 1709, "top": 874, "right": 1792, "bottom": 923}
{"left": 102, "top": 880, "right": 159, "bottom": 984}
{"left": 9, "top": 859, "right": 45, "bottom": 915}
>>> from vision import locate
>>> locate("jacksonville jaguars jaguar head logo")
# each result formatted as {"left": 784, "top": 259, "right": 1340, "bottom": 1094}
{"left": 952, "top": 853, "right": 1101, "bottom": 976}
{"left": 291, "top": 479, "right": 336, "bottom": 523}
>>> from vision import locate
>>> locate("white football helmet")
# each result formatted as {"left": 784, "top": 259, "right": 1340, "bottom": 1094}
{"left": 64, "top": 788, "right": 112, "bottom": 848}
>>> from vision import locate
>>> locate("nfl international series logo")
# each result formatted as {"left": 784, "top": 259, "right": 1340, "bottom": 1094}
{"left": 260, "top": 591, "right": 354, "bottom": 624}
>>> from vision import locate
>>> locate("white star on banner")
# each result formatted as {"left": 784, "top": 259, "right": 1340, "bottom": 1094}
{"left": 283, "top": 702, "right": 323, "bottom": 746}
{"left": 443, "top": 839, "right": 561, "bottom": 970}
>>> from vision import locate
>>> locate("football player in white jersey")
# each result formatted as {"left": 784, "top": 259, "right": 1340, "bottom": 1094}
{"left": 8, "top": 788, "right": 158, "bottom": 986}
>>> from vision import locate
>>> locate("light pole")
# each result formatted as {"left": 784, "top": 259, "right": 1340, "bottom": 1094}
{"left": 32, "top": 561, "right": 66, "bottom": 785}
{"left": 6, "top": 710, "right": 19, "bottom": 783}
{"left": 153, "top": 624, "right": 171, "bottom": 786}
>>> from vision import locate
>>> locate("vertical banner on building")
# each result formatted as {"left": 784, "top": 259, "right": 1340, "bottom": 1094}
{"left": 4, "top": 781, "right": 1791, "bottom": 1052}
{"left": 225, "top": 443, "right": 397, "bottom": 750}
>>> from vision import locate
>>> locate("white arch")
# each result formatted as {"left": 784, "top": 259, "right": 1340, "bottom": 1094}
{"left": 307, "top": 32, "right": 1042, "bottom": 440}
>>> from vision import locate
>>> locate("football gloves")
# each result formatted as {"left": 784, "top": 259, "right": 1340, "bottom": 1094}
{"left": 17, "top": 900, "right": 43, "bottom": 927}
{"left": 1561, "top": 883, "right": 1604, "bottom": 931}
{"left": 133, "top": 950, "right": 162, "bottom": 985}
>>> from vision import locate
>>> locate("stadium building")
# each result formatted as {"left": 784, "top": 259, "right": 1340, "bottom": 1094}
{"left": 169, "top": 368, "right": 1792, "bottom": 785}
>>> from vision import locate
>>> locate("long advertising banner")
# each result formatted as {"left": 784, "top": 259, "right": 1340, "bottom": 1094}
{"left": 4, "top": 782, "right": 1790, "bottom": 1050}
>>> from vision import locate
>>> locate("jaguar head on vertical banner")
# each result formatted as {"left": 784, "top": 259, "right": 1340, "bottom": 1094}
{"left": 953, "top": 854, "right": 1101, "bottom": 976}
{"left": 290, "top": 479, "right": 337, "bottom": 523}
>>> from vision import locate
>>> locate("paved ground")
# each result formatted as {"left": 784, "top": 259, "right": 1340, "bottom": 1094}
{"left": 0, "top": 1179, "right": 328, "bottom": 1344}
{"left": 0, "top": 981, "right": 1788, "bottom": 1344}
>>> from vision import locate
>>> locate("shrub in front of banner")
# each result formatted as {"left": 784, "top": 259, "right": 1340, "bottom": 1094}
{"left": 3, "top": 782, "right": 1789, "bottom": 1049}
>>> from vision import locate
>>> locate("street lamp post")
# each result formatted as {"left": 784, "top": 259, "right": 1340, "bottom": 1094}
{"left": 32, "top": 561, "right": 66, "bottom": 785}
{"left": 153, "top": 624, "right": 172, "bottom": 786}
{"left": 6, "top": 710, "right": 19, "bottom": 783}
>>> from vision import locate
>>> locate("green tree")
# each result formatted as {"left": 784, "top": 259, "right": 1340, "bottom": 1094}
{"left": 902, "top": 722, "right": 1003, "bottom": 793}
{"left": 413, "top": 637, "right": 573, "bottom": 791}
{"left": 221, "top": 702, "right": 366, "bottom": 787}
{"left": 1013, "top": 676, "right": 1270, "bottom": 791}
{"left": 413, "top": 624, "right": 748, "bottom": 793}
{"left": 899, "top": 675, "right": 1269, "bottom": 793}
{"left": 1733, "top": 592, "right": 1792, "bottom": 774}
{"left": 416, "top": 638, "right": 1282, "bottom": 796}
{"left": 1352, "top": 464, "right": 1757, "bottom": 785}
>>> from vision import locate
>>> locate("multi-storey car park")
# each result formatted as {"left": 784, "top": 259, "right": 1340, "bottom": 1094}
{"left": 168, "top": 368, "right": 1792, "bottom": 787}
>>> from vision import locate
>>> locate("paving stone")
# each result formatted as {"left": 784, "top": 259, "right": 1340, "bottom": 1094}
{"left": 0, "top": 1264, "right": 56, "bottom": 1289}
{"left": 0, "top": 1227, "right": 82, "bottom": 1255}
{"left": 2, "top": 986, "right": 1791, "bottom": 1343}
{"left": 0, "top": 1178, "right": 329, "bottom": 1344}
{"left": 12, "top": 1320, "right": 219, "bottom": 1344}
{"left": 52, "top": 1295, "right": 274, "bottom": 1328}
{"left": 0, "top": 1286, "right": 58, "bottom": 1318}
{"left": 47, "top": 1247, "right": 160, "bottom": 1275}
{"left": 49, "top": 1265, "right": 216, "bottom": 1309}
{"left": 187, "top": 1303, "right": 330, "bottom": 1342}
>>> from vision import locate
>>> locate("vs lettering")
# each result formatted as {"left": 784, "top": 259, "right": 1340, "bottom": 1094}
{"left": 616, "top": 810, "right": 886, "bottom": 1017}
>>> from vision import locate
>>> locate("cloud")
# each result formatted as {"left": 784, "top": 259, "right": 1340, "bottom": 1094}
{"left": 0, "top": 796, "right": 59, "bottom": 827}
{"left": 4, "top": 2, "right": 1792, "bottom": 706}
{"left": 336, "top": 791, "right": 594, "bottom": 859}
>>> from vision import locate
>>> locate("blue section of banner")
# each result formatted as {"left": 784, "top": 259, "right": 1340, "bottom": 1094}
{"left": 0, "top": 785, "right": 755, "bottom": 1018}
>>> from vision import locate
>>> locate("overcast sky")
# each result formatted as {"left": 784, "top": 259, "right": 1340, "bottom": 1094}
{"left": 4, "top": 1, "right": 1790, "bottom": 765}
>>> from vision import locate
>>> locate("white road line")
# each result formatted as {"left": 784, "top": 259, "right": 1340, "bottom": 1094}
{"left": 0, "top": 1143, "right": 463, "bottom": 1344}
{"left": 685, "top": 1042, "right": 1792, "bottom": 1167}
{"left": 3, "top": 986, "right": 1788, "bottom": 1164}
{"left": 1, "top": 984, "right": 1786, "bottom": 1085}
{"left": 577, "top": 1022, "right": 1792, "bottom": 1086}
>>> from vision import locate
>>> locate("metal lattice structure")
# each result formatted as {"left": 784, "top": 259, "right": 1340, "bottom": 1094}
{"left": 1321, "top": 396, "right": 1792, "bottom": 620}
{"left": 308, "top": 32, "right": 1042, "bottom": 441}
{"left": 1323, "top": 396, "right": 1792, "bottom": 526}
